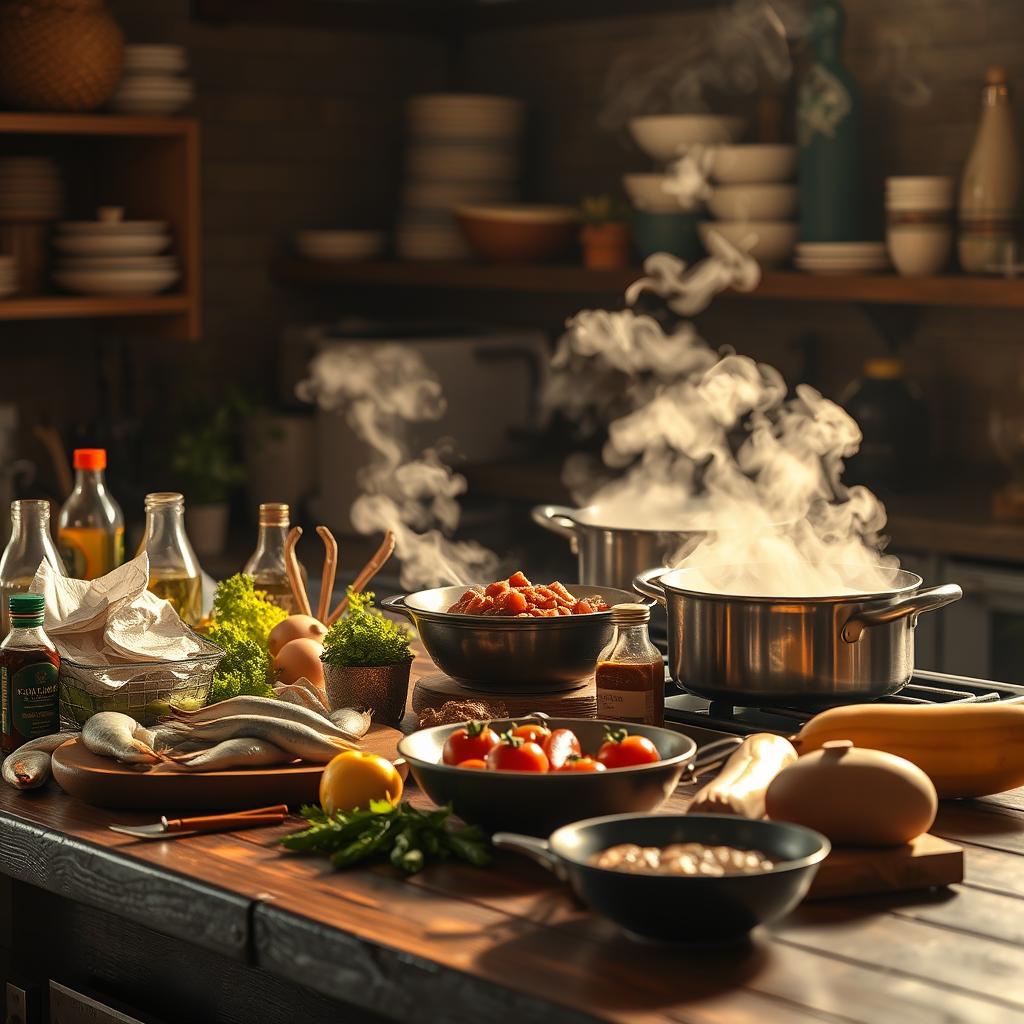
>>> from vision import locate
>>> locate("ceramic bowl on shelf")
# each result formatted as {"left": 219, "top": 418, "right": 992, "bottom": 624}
{"left": 58, "top": 209, "right": 168, "bottom": 235}
{"left": 887, "top": 225, "right": 952, "bottom": 277}
{"left": 294, "top": 230, "right": 386, "bottom": 262}
{"left": 708, "top": 144, "right": 797, "bottom": 184}
{"left": 629, "top": 115, "right": 745, "bottom": 163}
{"left": 622, "top": 173, "right": 692, "bottom": 213}
{"left": 454, "top": 204, "right": 579, "bottom": 263}
{"left": 708, "top": 184, "right": 798, "bottom": 222}
{"left": 699, "top": 220, "right": 797, "bottom": 268}
{"left": 54, "top": 266, "right": 180, "bottom": 296}
{"left": 122, "top": 44, "right": 187, "bottom": 75}
{"left": 53, "top": 232, "right": 170, "bottom": 257}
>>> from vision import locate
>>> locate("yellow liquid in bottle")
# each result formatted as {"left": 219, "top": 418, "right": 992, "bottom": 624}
{"left": 148, "top": 573, "right": 202, "bottom": 626}
{"left": 250, "top": 575, "right": 298, "bottom": 613}
{"left": 58, "top": 526, "right": 125, "bottom": 581}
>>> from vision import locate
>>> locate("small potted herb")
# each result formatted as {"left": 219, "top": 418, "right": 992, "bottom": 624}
{"left": 580, "top": 195, "right": 631, "bottom": 270}
{"left": 321, "top": 589, "right": 414, "bottom": 726}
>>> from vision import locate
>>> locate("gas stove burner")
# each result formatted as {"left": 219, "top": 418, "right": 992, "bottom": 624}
{"left": 664, "top": 666, "right": 1024, "bottom": 736}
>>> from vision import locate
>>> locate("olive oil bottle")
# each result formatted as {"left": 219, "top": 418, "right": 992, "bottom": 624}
{"left": 243, "top": 502, "right": 303, "bottom": 612}
{"left": 136, "top": 492, "right": 203, "bottom": 625}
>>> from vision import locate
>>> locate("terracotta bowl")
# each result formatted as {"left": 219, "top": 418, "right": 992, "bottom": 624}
{"left": 455, "top": 204, "right": 579, "bottom": 263}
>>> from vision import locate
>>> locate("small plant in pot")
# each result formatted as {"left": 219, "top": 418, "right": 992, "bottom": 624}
{"left": 580, "top": 195, "right": 632, "bottom": 270}
{"left": 321, "top": 589, "right": 414, "bottom": 727}
{"left": 170, "top": 402, "right": 245, "bottom": 558}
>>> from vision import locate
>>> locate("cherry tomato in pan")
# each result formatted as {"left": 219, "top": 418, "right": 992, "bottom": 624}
{"left": 541, "top": 728, "right": 581, "bottom": 769}
{"left": 486, "top": 732, "right": 549, "bottom": 772}
{"left": 442, "top": 721, "right": 499, "bottom": 765}
{"left": 595, "top": 728, "right": 660, "bottom": 769}
{"left": 512, "top": 722, "right": 551, "bottom": 745}
{"left": 457, "top": 758, "right": 488, "bottom": 770}
{"left": 558, "top": 755, "right": 606, "bottom": 773}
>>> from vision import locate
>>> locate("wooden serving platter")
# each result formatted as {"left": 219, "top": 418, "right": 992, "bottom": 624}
{"left": 50, "top": 723, "right": 404, "bottom": 812}
{"left": 412, "top": 671, "right": 598, "bottom": 719}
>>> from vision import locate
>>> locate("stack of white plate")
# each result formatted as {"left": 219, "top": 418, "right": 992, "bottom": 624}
{"left": 398, "top": 94, "right": 524, "bottom": 261}
{"left": 52, "top": 208, "right": 178, "bottom": 296}
{"left": 0, "top": 256, "right": 16, "bottom": 298}
{"left": 0, "top": 157, "right": 63, "bottom": 221}
{"left": 795, "top": 242, "right": 889, "bottom": 275}
{"left": 294, "top": 230, "right": 386, "bottom": 262}
{"left": 111, "top": 44, "right": 193, "bottom": 115}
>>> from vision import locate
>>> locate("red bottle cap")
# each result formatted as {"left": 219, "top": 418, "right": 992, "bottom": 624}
{"left": 73, "top": 448, "right": 107, "bottom": 470}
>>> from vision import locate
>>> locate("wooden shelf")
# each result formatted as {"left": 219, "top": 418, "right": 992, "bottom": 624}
{"left": 0, "top": 112, "right": 196, "bottom": 137}
{"left": 0, "top": 293, "right": 190, "bottom": 322}
{"left": 273, "top": 257, "right": 1024, "bottom": 309}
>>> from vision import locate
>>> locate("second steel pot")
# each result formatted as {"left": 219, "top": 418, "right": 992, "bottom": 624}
{"left": 634, "top": 565, "right": 962, "bottom": 707}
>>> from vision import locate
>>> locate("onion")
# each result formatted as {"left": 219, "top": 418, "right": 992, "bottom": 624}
{"left": 274, "top": 637, "right": 325, "bottom": 688}
{"left": 268, "top": 614, "right": 328, "bottom": 658}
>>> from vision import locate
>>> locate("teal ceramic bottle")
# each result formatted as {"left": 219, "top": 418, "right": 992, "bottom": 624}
{"left": 796, "top": 0, "right": 864, "bottom": 241}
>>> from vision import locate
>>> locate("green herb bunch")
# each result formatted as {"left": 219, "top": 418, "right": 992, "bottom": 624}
{"left": 205, "top": 573, "right": 287, "bottom": 703}
{"left": 321, "top": 589, "right": 413, "bottom": 668}
{"left": 281, "top": 801, "right": 491, "bottom": 874}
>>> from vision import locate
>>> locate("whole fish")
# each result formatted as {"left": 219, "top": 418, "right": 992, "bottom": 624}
{"left": 170, "top": 695, "right": 368, "bottom": 742}
{"left": 329, "top": 707, "right": 373, "bottom": 738}
{"left": 82, "top": 712, "right": 163, "bottom": 764}
{"left": 275, "top": 683, "right": 329, "bottom": 714}
{"left": 169, "top": 737, "right": 292, "bottom": 772}
{"left": 169, "top": 714, "right": 354, "bottom": 764}
{"left": 1, "top": 731, "right": 78, "bottom": 790}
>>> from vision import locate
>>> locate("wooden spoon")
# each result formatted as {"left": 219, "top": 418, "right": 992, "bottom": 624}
{"left": 284, "top": 526, "right": 313, "bottom": 617}
{"left": 316, "top": 525, "right": 339, "bottom": 623}
{"left": 326, "top": 529, "right": 396, "bottom": 625}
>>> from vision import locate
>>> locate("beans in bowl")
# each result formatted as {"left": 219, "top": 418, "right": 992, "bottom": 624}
{"left": 447, "top": 570, "right": 610, "bottom": 617}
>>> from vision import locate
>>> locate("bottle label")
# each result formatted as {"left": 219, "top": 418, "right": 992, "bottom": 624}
{"left": 596, "top": 688, "right": 651, "bottom": 724}
{"left": 3, "top": 661, "right": 59, "bottom": 743}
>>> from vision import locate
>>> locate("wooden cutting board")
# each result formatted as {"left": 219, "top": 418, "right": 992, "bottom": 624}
{"left": 50, "top": 723, "right": 404, "bottom": 812}
{"left": 412, "top": 672, "right": 598, "bottom": 719}
{"left": 807, "top": 833, "right": 964, "bottom": 900}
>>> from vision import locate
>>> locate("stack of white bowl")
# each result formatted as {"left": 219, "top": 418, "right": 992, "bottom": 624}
{"left": 52, "top": 207, "right": 178, "bottom": 296}
{"left": 397, "top": 94, "right": 524, "bottom": 260}
{"left": 699, "top": 144, "right": 799, "bottom": 268}
{"left": 111, "top": 45, "right": 193, "bottom": 115}
{"left": 885, "top": 176, "right": 954, "bottom": 277}
{"left": 0, "top": 256, "right": 16, "bottom": 298}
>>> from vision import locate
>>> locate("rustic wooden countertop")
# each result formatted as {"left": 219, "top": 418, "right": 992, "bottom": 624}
{"left": 2, "top": 661, "right": 1024, "bottom": 1023}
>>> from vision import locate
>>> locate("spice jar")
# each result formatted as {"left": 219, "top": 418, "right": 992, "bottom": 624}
{"left": 1, "top": 593, "right": 60, "bottom": 753}
{"left": 595, "top": 603, "right": 664, "bottom": 726}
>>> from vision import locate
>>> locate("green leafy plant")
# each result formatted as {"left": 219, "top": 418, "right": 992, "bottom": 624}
{"left": 170, "top": 401, "right": 246, "bottom": 505}
{"left": 281, "top": 801, "right": 490, "bottom": 874}
{"left": 581, "top": 194, "right": 628, "bottom": 226}
{"left": 204, "top": 573, "right": 287, "bottom": 703}
{"left": 321, "top": 589, "right": 413, "bottom": 668}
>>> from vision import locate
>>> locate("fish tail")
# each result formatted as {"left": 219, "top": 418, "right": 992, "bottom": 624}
{"left": 133, "top": 740, "right": 167, "bottom": 764}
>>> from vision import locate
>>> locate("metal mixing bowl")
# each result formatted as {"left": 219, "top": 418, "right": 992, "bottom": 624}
{"left": 380, "top": 584, "right": 644, "bottom": 691}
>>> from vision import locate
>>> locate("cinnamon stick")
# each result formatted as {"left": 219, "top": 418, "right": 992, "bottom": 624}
{"left": 315, "top": 525, "right": 338, "bottom": 623}
{"left": 284, "top": 526, "right": 312, "bottom": 617}
{"left": 326, "top": 529, "right": 396, "bottom": 625}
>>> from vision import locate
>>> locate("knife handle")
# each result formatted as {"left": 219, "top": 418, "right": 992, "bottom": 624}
{"left": 162, "top": 812, "right": 286, "bottom": 834}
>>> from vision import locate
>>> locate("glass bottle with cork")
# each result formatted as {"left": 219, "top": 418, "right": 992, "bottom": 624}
{"left": 595, "top": 603, "right": 664, "bottom": 727}
{"left": 243, "top": 502, "right": 303, "bottom": 612}
{"left": 1, "top": 593, "right": 60, "bottom": 754}
{"left": 58, "top": 447, "right": 125, "bottom": 580}
{"left": 0, "top": 499, "right": 66, "bottom": 637}
{"left": 136, "top": 492, "right": 203, "bottom": 626}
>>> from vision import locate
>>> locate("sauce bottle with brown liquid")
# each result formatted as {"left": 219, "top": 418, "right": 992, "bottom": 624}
{"left": 595, "top": 603, "right": 664, "bottom": 726}
{"left": 0, "top": 593, "right": 60, "bottom": 753}
{"left": 58, "top": 448, "right": 125, "bottom": 580}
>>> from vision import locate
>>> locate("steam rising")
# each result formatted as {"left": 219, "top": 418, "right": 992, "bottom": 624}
{"left": 298, "top": 345, "right": 498, "bottom": 589}
{"left": 546, "top": 239, "right": 898, "bottom": 598}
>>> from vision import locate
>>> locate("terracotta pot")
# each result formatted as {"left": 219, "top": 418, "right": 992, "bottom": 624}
{"left": 0, "top": 0, "right": 124, "bottom": 112}
{"left": 324, "top": 661, "right": 412, "bottom": 727}
{"left": 185, "top": 503, "right": 229, "bottom": 558}
{"left": 581, "top": 222, "right": 631, "bottom": 270}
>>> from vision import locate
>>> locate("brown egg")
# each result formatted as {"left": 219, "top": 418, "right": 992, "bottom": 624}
{"left": 268, "top": 615, "right": 328, "bottom": 657}
{"left": 274, "top": 637, "right": 325, "bottom": 688}
{"left": 765, "top": 740, "right": 937, "bottom": 846}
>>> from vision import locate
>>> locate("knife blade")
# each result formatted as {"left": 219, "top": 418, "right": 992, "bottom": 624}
{"left": 109, "top": 804, "right": 289, "bottom": 840}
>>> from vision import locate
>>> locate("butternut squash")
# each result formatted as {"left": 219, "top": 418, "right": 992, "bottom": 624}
{"left": 792, "top": 703, "right": 1024, "bottom": 799}
{"left": 688, "top": 733, "right": 797, "bottom": 818}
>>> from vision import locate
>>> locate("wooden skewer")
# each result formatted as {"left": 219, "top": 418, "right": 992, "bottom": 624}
{"left": 284, "top": 526, "right": 312, "bottom": 617}
{"left": 315, "top": 525, "right": 338, "bottom": 624}
{"left": 326, "top": 529, "right": 396, "bottom": 625}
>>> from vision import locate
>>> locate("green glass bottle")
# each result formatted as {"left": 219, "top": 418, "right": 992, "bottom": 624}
{"left": 796, "top": 0, "right": 864, "bottom": 241}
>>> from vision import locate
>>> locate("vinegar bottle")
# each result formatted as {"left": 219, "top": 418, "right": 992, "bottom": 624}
{"left": 0, "top": 593, "right": 60, "bottom": 753}
{"left": 595, "top": 603, "right": 664, "bottom": 727}
{"left": 58, "top": 448, "right": 125, "bottom": 580}
{"left": 0, "top": 500, "right": 66, "bottom": 637}
{"left": 243, "top": 502, "right": 302, "bottom": 612}
{"left": 136, "top": 492, "right": 203, "bottom": 625}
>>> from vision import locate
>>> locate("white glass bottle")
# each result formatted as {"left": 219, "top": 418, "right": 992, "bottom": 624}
{"left": 136, "top": 492, "right": 202, "bottom": 625}
{"left": 58, "top": 448, "right": 125, "bottom": 580}
{"left": 243, "top": 502, "right": 301, "bottom": 612}
{"left": 0, "top": 500, "right": 66, "bottom": 636}
{"left": 959, "top": 67, "right": 1022, "bottom": 273}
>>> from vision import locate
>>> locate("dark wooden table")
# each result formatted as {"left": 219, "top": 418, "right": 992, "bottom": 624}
{"left": 3, "top": 665, "right": 1024, "bottom": 1023}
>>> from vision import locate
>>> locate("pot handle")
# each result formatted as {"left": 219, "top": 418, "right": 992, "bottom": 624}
{"left": 633, "top": 567, "right": 669, "bottom": 606}
{"left": 686, "top": 736, "right": 744, "bottom": 779}
{"left": 492, "top": 832, "right": 565, "bottom": 879}
{"left": 531, "top": 504, "right": 578, "bottom": 542}
{"left": 841, "top": 584, "right": 963, "bottom": 643}
{"left": 378, "top": 594, "right": 413, "bottom": 621}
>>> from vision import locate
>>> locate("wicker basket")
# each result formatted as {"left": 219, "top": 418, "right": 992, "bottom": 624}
{"left": 0, "top": 0, "right": 124, "bottom": 112}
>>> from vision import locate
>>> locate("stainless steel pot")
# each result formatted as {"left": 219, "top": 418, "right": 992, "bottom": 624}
{"left": 532, "top": 504, "right": 704, "bottom": 590}
{"left": 634, "top": 566, "right": 963, "bottom": 707}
